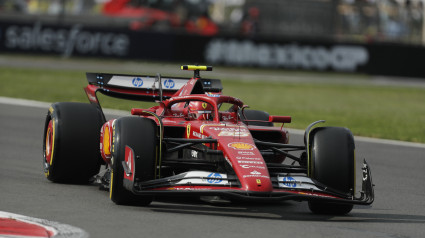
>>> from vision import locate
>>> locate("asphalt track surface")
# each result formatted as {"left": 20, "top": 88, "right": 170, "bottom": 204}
{"left": 1, "top": 100, "right": 425, "bottom": 238}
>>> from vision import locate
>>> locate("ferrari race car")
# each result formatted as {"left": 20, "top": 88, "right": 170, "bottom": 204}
{"left": 43, "top": 65, "right": 374, "bottom": 215}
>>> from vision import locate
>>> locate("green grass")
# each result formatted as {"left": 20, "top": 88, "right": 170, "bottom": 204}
{"left": 1, "top": 66, "right": 424, "bottom": 143}
{"left": 224, "top": 81, "right": 425, "bottom": 142}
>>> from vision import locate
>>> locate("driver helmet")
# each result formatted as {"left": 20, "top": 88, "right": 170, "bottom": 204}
{"left": 188, "top": 101, "right": 213, "bottom": 120}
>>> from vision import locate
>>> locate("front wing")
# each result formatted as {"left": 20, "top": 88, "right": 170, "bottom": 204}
{"left": 124, "top": 160, "right": 374, "bottom": 205}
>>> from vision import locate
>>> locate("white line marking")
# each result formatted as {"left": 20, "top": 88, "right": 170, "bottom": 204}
{"left": 1, "top": 96, "right": 424, "bottom": 148}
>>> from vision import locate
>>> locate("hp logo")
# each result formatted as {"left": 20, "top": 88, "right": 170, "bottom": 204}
{"left": 206, "top": 173, "right": 223, "bottom": 184}
{"left": 132, "top": 77, "right": 143, "bottom": 87}
{"left": 282, "top": 176, "right": 296, "bottom": 188}
{"left": 163, "top": 79, "right": 175, "bottom": 89}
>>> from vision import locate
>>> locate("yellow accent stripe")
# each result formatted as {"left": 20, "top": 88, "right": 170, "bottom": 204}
{"left": 50, "top": 120, "right": 55, "bottom": 166}
{"left": 181, "top": 65, "right": 212, "bottom": 71}
{"left": 109, "top": 169, "right": 114, "bottom": 199}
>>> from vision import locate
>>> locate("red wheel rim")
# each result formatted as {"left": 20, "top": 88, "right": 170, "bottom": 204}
{"left": 45, "top": 120, "right": 53, "bottom": 165}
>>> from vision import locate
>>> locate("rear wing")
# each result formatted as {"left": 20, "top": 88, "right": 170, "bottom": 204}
{"left": 85, "top": 72, "right": 223, "bottom": 102}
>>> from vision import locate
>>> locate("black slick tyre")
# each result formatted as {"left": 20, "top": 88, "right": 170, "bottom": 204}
{"left": 308, "top": 127, "right": 355, "bottom": 215}
{"left": 110, "top": 117, "right": 157, "bottom": 205}
{"left": 43, "top": 102, "right": 104, "bottom": 183}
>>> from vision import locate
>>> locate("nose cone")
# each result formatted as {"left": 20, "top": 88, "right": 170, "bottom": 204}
{"left": 201, "top": 124, "right": 274, "bottom": 192}
{"left": 224, "top": 141, "right": 273, "bottom": 192}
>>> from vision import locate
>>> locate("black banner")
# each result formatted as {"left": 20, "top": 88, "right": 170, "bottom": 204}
{"left": 1, "top": 20, "right": 424, "bottom": 78}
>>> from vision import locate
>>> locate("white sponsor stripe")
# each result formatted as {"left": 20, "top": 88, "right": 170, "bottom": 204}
{"left": 0, "top": 211, "right": 89, "bottom": 238}
{"left": 176, "top": 171, "right": 229, "bottom": 185}
{"left": 108, "top": 75, "right": 186, "bottom": 90}
{"left": 1, "top": 96, "right": 424, "bottom": 148}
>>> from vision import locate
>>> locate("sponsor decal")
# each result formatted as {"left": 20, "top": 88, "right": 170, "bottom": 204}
{"left": 221, "top": 115, "right": 234, "bottom": 121}
{"left": 256, "top": 179, "right": 262, "bottom": 185}
{"left": 362, "top": 163, "right": 369, "bottom": 181}
{"left": 193, "top": 131, "right": 207, "bottom": 139}
{"left": 277, "top": 176, "right": 320, "bottom": 190}
{"left": 206, "top": 173, "right": 223, "bottom": 184}
{"left": 209, "top": 127, "right": 248, "bottom": 132}
{"left": 173, "top": 187, "right": 209, "bottom": 191}
{"left": 242, "top": 175, "right": 270, "bottom": 179}
{"left": 228, "top": 142, "right": 255, "bottom": 150}
{"left": 176, "top": 171, "right": 228, "bottom": 185}
{"left": 219, "top": 131, "right": 249, "bottom": 137}
{"left": 124, "top": 146, "right": 135, "bottom": 181}
{"left": 86, "top": 92, "right": 97, "bottom": 102}
{"left": 237, "top": 160, "right": 263, "bottom": 165}
{"left": 132, "top": 77, "right": 144, "bottom": 87}
{"left": 206, "top": 93, "right": 220, "bottom": 97}
{"left": 202, "top": 102, "right": 208, "bottom": 109}
{"left": 240, "top": 165, "right": 266, "bottom": 169}
{"left": 205, "top": 39, "right": 368, "bottom": 72}
{"left": 250, "top": 170, "right": 261, "bottom": 175}
{"left": 236, "top": 156, "right": 262, "bottom": 160}
{"left": 282, "top": 176, "right": 296, "bottom": 188}
{"left": 238, "top": 151, "right": 255, "bottom": 156}
{"left": 4, "top": 22, "right": 129, "bottom": 57}
{"left": 172, "top": 112, "right": 184, "bottom": 117}
{"left": 163, "top": 79, "right": 175, "bottom": 89}
{"left": 191, "top": 150, "right": 198, "bottom": 158}
{"left": 199, "top": 124, "right": 226, "bottom": 133}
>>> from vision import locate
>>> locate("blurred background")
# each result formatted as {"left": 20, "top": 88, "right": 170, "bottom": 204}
{"left": 1, "top": 0, "right": 425, "bottom": 142}
{"left": 1, "top": 0, "right": 425, "bottom": 78}
{"left": 1, "top": 0, "right": 424, "bottom": 43}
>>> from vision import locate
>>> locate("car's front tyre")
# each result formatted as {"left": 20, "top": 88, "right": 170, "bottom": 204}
{"left": 308, "top": 127, "right": 355, "bottom": 215}
{"left": 109, "top": 117, "right": 157, "bottom": 205}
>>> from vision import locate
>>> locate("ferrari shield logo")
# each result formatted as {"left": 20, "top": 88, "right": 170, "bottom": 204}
{"left": 186, "top": 124, "right": 191, "bottom": 138}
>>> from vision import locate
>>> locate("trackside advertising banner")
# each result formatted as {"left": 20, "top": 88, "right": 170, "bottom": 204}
{"left": 0, "top": 21, "right": 130, "bottom": 58}
{"left": 0, "top": 21, "right": 208, "bottom": 61}
{"left": 1, "top": 20, "right": 424, "bottom": 78}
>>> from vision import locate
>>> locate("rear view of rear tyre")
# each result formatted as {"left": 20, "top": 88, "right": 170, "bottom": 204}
{"left": 308, "top": 127, "right": 355, "bottom": 215}
{"left": 110, "top": 117, "right": 157, "bottom": 205}
{"left": 43, "top": 102, "right": 104, "bottom": 183}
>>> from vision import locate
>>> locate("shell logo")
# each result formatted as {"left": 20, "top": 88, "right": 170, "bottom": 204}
{"left": 228, "top": 142, "right": 255, "bottom": 150}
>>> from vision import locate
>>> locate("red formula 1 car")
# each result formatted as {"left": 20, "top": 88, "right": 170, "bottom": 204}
{"left": 43, "top": 65, "right": 374, "bottom": 215}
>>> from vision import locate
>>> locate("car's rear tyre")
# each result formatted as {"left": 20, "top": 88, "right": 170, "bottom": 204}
{"left": 43, "top": 102, "right": 104, "bottom": 183}
{"left": 241, "top": 109, "right": 273, "bottom": 127}
{"left": 308, "top": 127, "right": 355, "bottom": 215}
{"left": 110, "top": 117, "right": 157, "bottom": 205}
